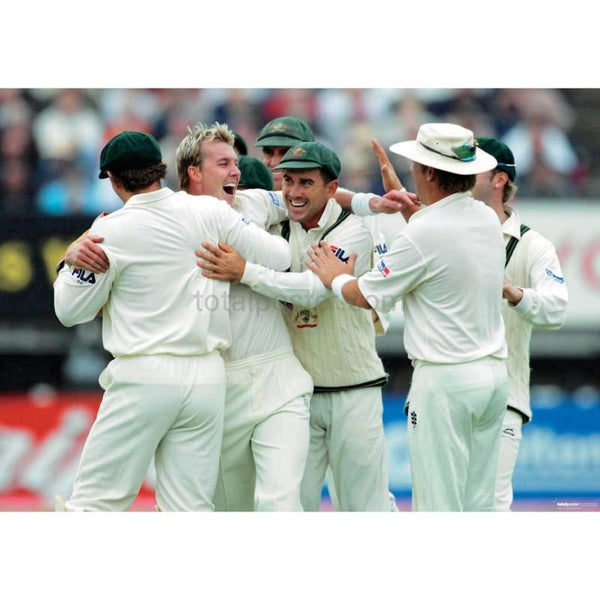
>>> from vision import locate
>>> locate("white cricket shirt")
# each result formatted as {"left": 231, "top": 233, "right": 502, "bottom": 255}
{"left": 241, "top": 199, "right": 387, "bottom": 388}
{"left": 54, "top": 187, "right": 291, "bottom": 358}
{"left": 222, "top": 189, "right": 291, "bottom": 362}
{"left": 358, "top": 191, "right": 508, "bottom": 364}
{"left": 502, "top": 206, "right": 568, "bottom": 421}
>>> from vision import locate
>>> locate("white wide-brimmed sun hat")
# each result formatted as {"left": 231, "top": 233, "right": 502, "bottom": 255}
{"left": 390, "top": 123, "right": 498, "bottom": 175}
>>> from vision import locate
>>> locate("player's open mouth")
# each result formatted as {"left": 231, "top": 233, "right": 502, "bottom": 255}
{"left": 289, "top": 199, "right": 308, "bottom": 208}
{"left": 223, "top": 183, "right": 237, "bottom": 197}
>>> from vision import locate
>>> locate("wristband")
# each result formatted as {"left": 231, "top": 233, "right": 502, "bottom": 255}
{"left": 331, "top": 274, "right": 356, "bottom": 302}
{"left": 350, "top": 193, "right": 377, "bottom": 216}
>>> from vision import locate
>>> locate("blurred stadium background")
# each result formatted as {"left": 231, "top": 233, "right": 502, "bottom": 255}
{"left": 0, "top": 88, "right": 599, "bottom": 511}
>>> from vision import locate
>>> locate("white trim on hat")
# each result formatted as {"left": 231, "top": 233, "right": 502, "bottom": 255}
{"left": 389, "top": 123, "right": 498, "bottom": 175}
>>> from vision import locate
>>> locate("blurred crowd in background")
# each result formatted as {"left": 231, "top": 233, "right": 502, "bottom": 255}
{"left": 0, "top": 87, "right": 594, "bottom": 217}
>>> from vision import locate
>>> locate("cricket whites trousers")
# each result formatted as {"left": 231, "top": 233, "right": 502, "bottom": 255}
{"left": 213, "top": 347, "right": 313, "bottom": 511}
{"left": 407, "top": 356, "right": 508, "bottom": 511}
{"left": 64, "top": 353, "right": 226, "bottom": 511}
{"left": 300, "top": 386, "right": 391, "bottom": 511}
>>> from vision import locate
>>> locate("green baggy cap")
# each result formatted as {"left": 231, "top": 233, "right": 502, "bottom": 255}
{"left": 238, "top": 155, "right": 274, "bottom": 191}
{"left": 476, "top": 137, "right": 516, "bottom": 181}
{"left": 275, "top": 141, "right": 341, "bottom": 179}
{"left": 99, "top": 131, "right": 163, "bottom": 179}
{"left": 254, "top": 117, "right": 314, "bottom": 148}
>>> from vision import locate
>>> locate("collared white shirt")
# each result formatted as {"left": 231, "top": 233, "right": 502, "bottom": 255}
{"left": 502, "top": 206, "right": 568, "bottom": 327}
{"left": 54, "top": 187, "right": 290, "bottom": 358}
{"left": 241, "top": 198, "right": 374, "bottom": 307}
{"left": 358, "top": 192, "right": 508, "bottom": 363}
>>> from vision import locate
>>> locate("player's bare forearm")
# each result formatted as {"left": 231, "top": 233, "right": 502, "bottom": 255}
{"left": 196, "top": 241, "right": 245, "bottom": 282}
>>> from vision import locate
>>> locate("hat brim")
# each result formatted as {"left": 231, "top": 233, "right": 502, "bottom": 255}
{"left": 274, "top": 160, "right": 323, "bottom": 172}
{"left": 255, "top": 136, "right": 302, "bottom": 148}
{"left": 389, "top": 141, "right": 497, "bottom": 175}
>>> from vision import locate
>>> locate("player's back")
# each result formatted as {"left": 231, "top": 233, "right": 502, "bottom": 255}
{"left": 400, "top": 193, "right": 506, "bottom": 362}
{"left": 90, "top": 188, "right": 232, "bottom": 357}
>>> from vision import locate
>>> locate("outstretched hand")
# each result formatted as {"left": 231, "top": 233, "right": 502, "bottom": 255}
{"left": 306, "top": 241, "right": 356, "bottom": 288}
{"left": 383, "top": 189, "right": 423, "bottom": 222}
{"left": 372, "top": 138, "right": 404, "bottom": 193}
{"left": 195, "top": 241, "right": 245, "bottom": 282}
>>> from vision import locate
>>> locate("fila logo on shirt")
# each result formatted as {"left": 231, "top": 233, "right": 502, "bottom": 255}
{"left": 374, "top": 242, "right": 388, "bottom": 256}
{"left": 70, "top": 267, "right": 96, "bottom": 285}
{"left": 328, "top": 245, "right": 350, "bottom": 264}
{"left": 377, "top": 259, "right": 390, "bottom": 278}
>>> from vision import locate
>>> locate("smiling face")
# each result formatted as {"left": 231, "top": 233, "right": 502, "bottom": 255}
{"left": 189, "top": 140, "right": 241, "bottom": 205}
{"left": 282, "top": 168, "right": 338, "bottom": 230}
{"left": 260, "top": 146, "right": 290, "bottom": 191}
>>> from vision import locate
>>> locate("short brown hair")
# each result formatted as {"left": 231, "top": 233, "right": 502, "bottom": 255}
{"left": 111, "top": 163, "right": 167, "bottom": 192}
{"left": 433, "top": 167, "right": 476, "bottom": 194}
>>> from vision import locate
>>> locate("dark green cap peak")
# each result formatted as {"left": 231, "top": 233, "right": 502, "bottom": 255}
{"left": 275, "top": 141, "right": 341, "bottom": 180}
{"left": 255, "top": 117, "right": 314, "bottom": 148}
{"left": 476, "top": 137, "right": 516, "bottom": 181}
{"left": 99, "top": 131, "right": 162, "bottom": 179}
{"left": 238, "top": 155, "right": 274, "bottom": 191}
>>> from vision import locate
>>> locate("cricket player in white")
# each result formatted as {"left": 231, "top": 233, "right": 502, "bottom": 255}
{"left": 175, "top": 123, "right": 313, "bottom": 511}
{"left": 53, "top": 131, "right": 291, "bottom": 511}
{"left": 198, "top": 141, "right": 393, "bottom": 511}
{"left": 472, "top": 137, "right": 568, "bottom": 511}
{"left": 306, "top": 124, "right": 509, "bottom": 511}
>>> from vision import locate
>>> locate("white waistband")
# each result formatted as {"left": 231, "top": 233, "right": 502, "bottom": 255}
{"left": 225, "top": 347, "right": 295, "bottom": 371}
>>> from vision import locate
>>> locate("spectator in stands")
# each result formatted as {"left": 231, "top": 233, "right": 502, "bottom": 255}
{"left": 31, "top": 89, "right": 104, "bottom": 185}
{"left": 500, "top": 89, "right": 584, "bottom": 197}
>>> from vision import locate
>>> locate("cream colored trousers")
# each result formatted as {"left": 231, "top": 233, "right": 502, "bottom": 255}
{"left": 213, "top": 348, "right": 312, "bottom": 511}
{"left": 65, "top": 353, "right": 226, "bottom": 511}
{"left": 407, "top": 357, "right": 508, "bottom": 511}
{"left": 494, "top": 409, "right": 524, "bottom": 511}
{"left": 300, "top": 387, "right": 391, "bottom": 512}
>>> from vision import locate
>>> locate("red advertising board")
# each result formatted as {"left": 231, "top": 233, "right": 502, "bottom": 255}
{"left": 0, "top": 391, "right": 156, "bottom": 511}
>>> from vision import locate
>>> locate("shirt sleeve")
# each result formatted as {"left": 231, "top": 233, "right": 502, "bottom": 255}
{"left": 53, "top": 261, "right": 116, "bottom": 327}
{"left": 509, "top": 236, "right": 568, "bottom": 328}
{"left": 358, "top": 232, "right": 427, "bottom": 313}
{"left": 241, "top": 262, "right": 331, "bottom": 307}
{"left": 218, "top": 203, "right": 291, "bottom": 271}
{"left": 240, "top": 216, "right": 375, "bottom": 308}
{"left": 238, "top": 189, "right": 288, "bottom": 229}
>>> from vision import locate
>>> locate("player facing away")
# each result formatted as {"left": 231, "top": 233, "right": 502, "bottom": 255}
{"left": 53, "top": 131, "right": 291, "bottom": 511}
{"left": 305, "top": 124, "right": 509, "bottom": 511}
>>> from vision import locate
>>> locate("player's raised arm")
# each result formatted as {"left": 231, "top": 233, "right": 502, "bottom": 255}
{"left": 372, "top": 138, "right": 405, "bottom": 193}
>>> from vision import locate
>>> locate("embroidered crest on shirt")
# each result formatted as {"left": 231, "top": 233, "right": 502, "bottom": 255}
{"left": 268, "top": 192, "right": 280, "bottom": 207}
{"left": 545, "top": 268, "right": 565, "bottom": 284}
{"left": 70, "top": 267, "right": 96, "bottom": 285}
{"left": 294, "top": 309, "right": 318, "bottom": 329}
{"left": 377, "top": 259, "right": 390, "bottom": 278}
